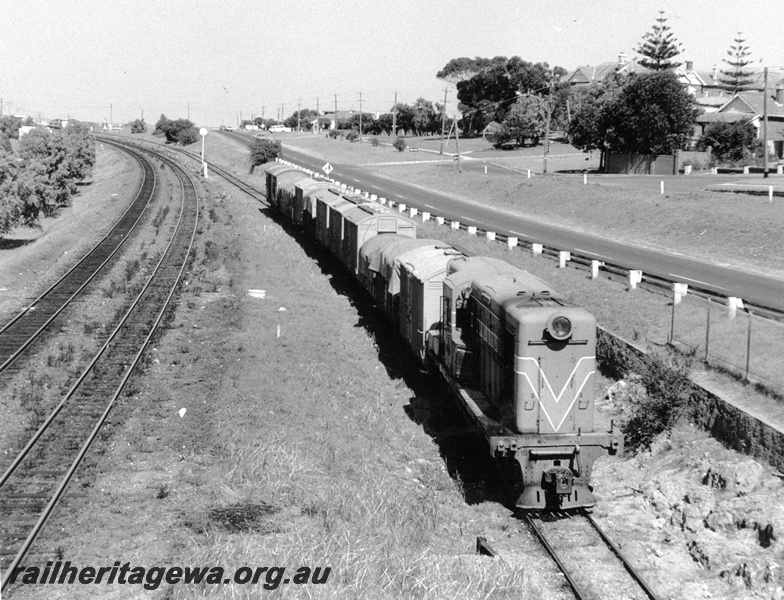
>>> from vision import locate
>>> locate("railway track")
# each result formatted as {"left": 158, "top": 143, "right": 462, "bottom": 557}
{"left": 0, "top": 141, "right": 200, "bottom": 594}
{"left": 523, "top": 509, "right": 661, "bottom": 600}
{"left": 0, "top": 145, "right": 157, "bottom": 379}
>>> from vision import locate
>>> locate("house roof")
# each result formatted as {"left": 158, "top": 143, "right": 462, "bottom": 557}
{"left": 563, "top": 60, "right": 650, "bottom": 85}
{"left": 717, "top": 92, "right": 784, "bottom": 117}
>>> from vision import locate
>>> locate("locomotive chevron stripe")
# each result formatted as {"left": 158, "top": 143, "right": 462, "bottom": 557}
{"left": 516, "top": 356, "right": 596, "bottom": 433}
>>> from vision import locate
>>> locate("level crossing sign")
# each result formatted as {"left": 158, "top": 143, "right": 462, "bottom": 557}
{"left": 322, "top": 162, "right": 333, "bottom": 175}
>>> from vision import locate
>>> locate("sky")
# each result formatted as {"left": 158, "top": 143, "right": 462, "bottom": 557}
{"left": 1, "top": 0, "right": 782, "bottom": 127}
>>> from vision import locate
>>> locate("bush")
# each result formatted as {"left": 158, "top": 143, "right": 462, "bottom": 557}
{"left": 154, "top": 115, "right": 198, "bottom": 145}
{"left": 597, "top": 331, "right": 695, "bottom": 453}
{"left": 346, "top": 130, "right": 359, "bottom": 143}
{"left": 249, "top": 138, "right": 281, "bottom": 174}
{"left": 130, "top": 119, "right": 147, "bottom": 134}
{"left": 393, "top": 137, "right": 407, "bottom": 152}
{"left": 370, "top": 136, "right": 380, "bottom": 147}
{"left": 328, "top": 130, "right": 340, "bottom": 140}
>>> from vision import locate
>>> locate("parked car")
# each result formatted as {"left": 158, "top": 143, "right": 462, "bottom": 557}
{"left": 268, "top": 125, "right": 291, "bottom": 133}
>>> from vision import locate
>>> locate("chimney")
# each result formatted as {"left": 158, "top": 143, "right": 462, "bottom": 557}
{"left": 686, "top": 60, "right": 693, "bottom": 71}
{"left": 712, "top": 65, "right": 718, "bottom": 80}
{"left": 618, "top": 52, "right": 627, "bottom": 65}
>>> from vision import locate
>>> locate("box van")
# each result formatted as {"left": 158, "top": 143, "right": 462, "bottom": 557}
{"left": 269, "top": 125, "right": 291, "bottom": 133}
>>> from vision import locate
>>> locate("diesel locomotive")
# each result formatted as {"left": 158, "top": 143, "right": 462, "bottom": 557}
{"left": 265, "top": 163, "right": 623, "bottom": 510}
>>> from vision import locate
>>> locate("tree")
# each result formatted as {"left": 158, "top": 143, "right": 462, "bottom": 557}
{"left": 0, "top": 116, "right": 23, "bottom": 140}
{"left": 636, "top": 11, "right": 683, "bottom": 70}
{"left": 390, "top": 103, "right": 415, "bottom": 135}
{"left": 697, "top": 121, "right": 761, "bottom": 163}
{"left": 604, "top": 71, "right": 698, "bottom": 155}
{"left": 249, "top": 138, "right": 280, "bottom": 173}
{"left": 284, "top": 109, "right": 319, "bottom": 131}
{"left": 450, "top": 56, "right": 566, "bottom": 135}
{"left": 719, "top": 34, "right": 756, "bottom": 94}
{"left": 0, "top": 154, "right": 27, "bottom": 234}
{"left": 436, "top": 57, "right": 492, "bottom": 85}
{"left": 393, "top": 137, "right": 406, "bottom": 152}
{"left": 503, "top": 96, "right": 546, "bottom": 146}
{"left": 411, "top": 98, "right": 438, "bottom": 135}
{"left": 130, "top": 119, "right": 147, "bottom": 134}
{"left": 154, "top": 115, "right": 199, "bottom": 145}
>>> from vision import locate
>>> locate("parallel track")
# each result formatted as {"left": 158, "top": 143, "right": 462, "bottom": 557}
{"left": 0, "top": 148, "right": 156, "bottom": 377}
{"left": 523, "top": 509, "right": 661, "bottom": 600}
{"left": 0, "top": 141, "right": 200, "bottom": 594}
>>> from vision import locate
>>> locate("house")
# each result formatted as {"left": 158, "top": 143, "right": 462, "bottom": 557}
{"left": 696, "top": 87, "right": 784, "bottom": 158}
{"left": 563, "top": 52, "right": 650, "bottom": 86}
{"left": 320, "top": 110, "right": 356, "bottom": 130}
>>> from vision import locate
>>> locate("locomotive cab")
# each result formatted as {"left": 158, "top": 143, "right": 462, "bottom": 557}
{"left": 437, "top": 259, "right": 623, "bottom": 511}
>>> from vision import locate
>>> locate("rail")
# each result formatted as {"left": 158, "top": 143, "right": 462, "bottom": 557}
{"left": 0, "top": 141, "right": 200, "bottom": 593}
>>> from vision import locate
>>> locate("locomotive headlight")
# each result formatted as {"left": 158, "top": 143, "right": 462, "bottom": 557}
{"left": 547, "top": 315, "right": 573, "bottom": 340}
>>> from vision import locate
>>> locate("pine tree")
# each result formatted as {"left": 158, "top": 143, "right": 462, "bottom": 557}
{"left": 719, "top": 34, "right": 756, "bottom": 94}
{"left": 636, "top": 11, "right": 683, "bottom": 70}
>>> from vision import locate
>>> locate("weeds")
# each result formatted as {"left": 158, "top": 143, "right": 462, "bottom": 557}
{"left": 599, "top": 330, "right": 697, "bottom": 452}
{"left": 47, "top": 341, "right": 75, "bottom": 367}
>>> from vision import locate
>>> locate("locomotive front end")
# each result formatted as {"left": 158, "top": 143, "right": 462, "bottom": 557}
{"left": 503, "top": 296, "right": 623, "bottom": 510}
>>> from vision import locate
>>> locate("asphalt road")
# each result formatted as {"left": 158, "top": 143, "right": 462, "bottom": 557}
{"left": 229, "top": 133, "right": 784, "bottom": 312}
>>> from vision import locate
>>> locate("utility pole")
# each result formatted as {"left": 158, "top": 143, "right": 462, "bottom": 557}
{"left": 281, "top": 104, "right": 285, "bottom": 122}
{"left": 141, "top": 109, "right": 144, "bottom": 121}
{"left": 334, "top": 94, "right": 338, "bottom": 129}
{"left": 439, "top": 88, "right": 448, "bottom": 154}
{"left": 392, "top": 91, "right": 397, "bottom": 136}
{"left": 316, "top": 96, "right": 320, "bottom": 114}
{"left": 262, "top": 106, "right": 265, "bottom": 122}
{"left": 763, "top": 67, "right": 769, "bottom": 179}
{"left": 187, "top": 102, "right": 190, "bottom": 120}
{"left": 297, "top": 99, "right": 301, "bottom": 132}
{"left": 358, "top": 91, "right": 363, "bottom": 137}
{"left": 542, "top": 71, "right": 555, "bottom": 174}
{"left": 110, "top": 103, "right": 113, "bottom": 125}
{"left": 454, "top": 113, "right": 462, "bottom": 173}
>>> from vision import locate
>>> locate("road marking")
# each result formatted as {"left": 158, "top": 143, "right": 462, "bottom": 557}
{"left": 669, "top": 274, "right": 728, "bottom": 290}
{"left": 371, "top": 185, "right": 381, "bottom": 190}
{"left": 394, "top": 194, "right": 407, "bottom": 199}
{"left": 510, "top": 230, "right": 526, "bottom": 237}
{"left": 461, "top": 216, "right": 477, "bottom": 223}
{"left": 425, "top": 204, "right": 436, "bottom": 209}
{"left": 574, "top": 248, "right": 606, "bottom": 258}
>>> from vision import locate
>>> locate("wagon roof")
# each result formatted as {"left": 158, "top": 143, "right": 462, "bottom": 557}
{"left": 266, "top": 164, "right": 301, "bottom": 177}
{"left": 360, "top": 236, "right": 433, "bottom": 278}
{"left": 397, "top": 244, "right": 463, "bottom": 282}
{"left": 342, "top": 203, "right": 400, "bottom": 224}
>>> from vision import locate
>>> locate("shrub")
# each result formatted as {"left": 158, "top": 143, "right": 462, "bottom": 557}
{"left": 249, "top": 138, "right": 281, "bottom": 173}
{"left": 370, "top": 136, "right": 380, "bottom": 147}
{"left": 327, "top": 130, "right": 340, "bottom": 139}
{"left": 393, "top": 137, "right": 407, "bottom": 152}
{"left": 598, "top": 331, "right": 696, "bottom": 453}
{"left": 130, "top": 119, "right": 147, "bottom": 134}
{"left": 346, "top": 130, "right": 359, "bottom": 143}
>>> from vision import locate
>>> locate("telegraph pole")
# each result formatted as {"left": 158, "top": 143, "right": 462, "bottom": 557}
{"left": 187, "top": 102, "right": 190, "bottom": 120}
{"left": 334, "top": 94, "right": 338, "bottom": 129}
{"left": 297, "top": 99, "right": 301, "bottom": 132}
{"left": 439, "top": 88, "right": 448, "bottom": 154}
{"left": 110, "top": 104, "right": 113, "bottom": 125}
{"left": 316, "top": 96, "right": 320, "bottom": 114}
{"left": 358, "top": 91, "right": 363, "bottom": 137}
{"left": 392, "top": 91, "right": 397, "bottom": 136}
{"left": 763, "top": 67, "right": 769, "bottom": 179}
{"left": 454, "top": 113, "right": 462, "bottom": 173}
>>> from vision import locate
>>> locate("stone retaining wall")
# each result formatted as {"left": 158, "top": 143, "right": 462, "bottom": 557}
{"left": 598, "top": 327, "right": 784, "bottom": 471}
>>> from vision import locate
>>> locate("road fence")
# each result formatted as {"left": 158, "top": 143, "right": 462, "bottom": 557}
{"left": 671, "top": 293, "right": 784, "bottom": 394}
